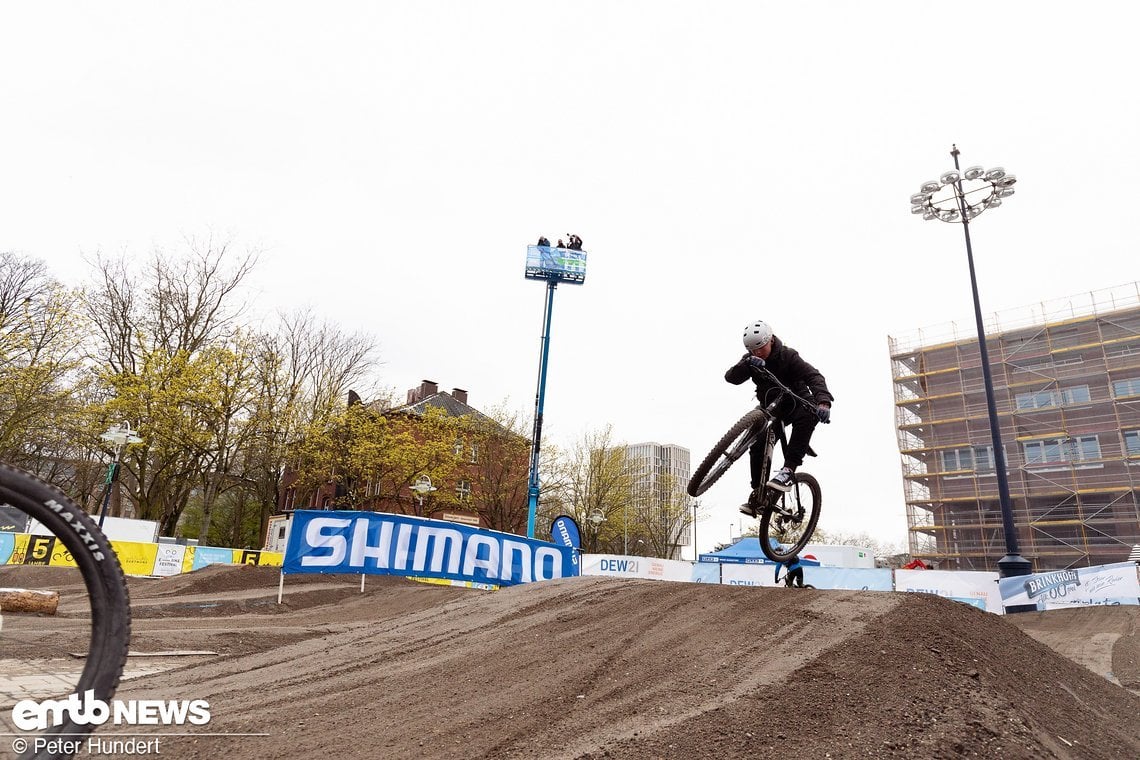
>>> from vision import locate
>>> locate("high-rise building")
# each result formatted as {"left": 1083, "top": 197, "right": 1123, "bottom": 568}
{"left": 623, "top": 442, "right": 692, "bottom": 559}
{"left": 889, "top": 283, "right": 1140, "bottom": 571}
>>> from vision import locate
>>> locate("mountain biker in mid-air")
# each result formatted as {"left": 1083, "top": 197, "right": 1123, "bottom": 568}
{"left": 726, "top": 320, "right": 834, "bottom": 516}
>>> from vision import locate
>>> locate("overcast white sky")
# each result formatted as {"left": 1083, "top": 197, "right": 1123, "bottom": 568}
{"left": 3, "top": 3, "right": 1137, "bottom": 558}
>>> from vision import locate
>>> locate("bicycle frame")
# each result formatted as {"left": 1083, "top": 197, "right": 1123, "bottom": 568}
{"left": 749, "top": 367, "right": 817, "bottom": 515}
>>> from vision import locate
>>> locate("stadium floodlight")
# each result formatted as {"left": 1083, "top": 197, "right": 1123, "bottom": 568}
{"left": 909, "top": 145, "right": 1032, "bottom": 593}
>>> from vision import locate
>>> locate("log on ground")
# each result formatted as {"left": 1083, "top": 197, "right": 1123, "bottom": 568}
{"left": 0, "top": 588, "right": 60, "bottom": 615}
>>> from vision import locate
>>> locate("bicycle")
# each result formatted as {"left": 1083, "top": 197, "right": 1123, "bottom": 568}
{"left": 775, "top": 564, "right": 815, "bottom": 589}
{"left": 0, "top": 463, "right": 131, "bottom": 759}
{"left": 687, "top": 363, "right": 822, "bottom": 565}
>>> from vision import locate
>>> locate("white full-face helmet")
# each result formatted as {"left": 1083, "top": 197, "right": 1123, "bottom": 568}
{"left": 742, "top": 320, "right": 773, "bottom": 351}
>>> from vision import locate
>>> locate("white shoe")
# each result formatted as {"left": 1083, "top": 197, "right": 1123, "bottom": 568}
{"left": 767, "top": 467, "right": 795, "bottom": 492}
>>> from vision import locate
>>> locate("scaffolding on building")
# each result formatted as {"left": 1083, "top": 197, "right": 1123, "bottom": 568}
{"left": 888, "top": 281, "right": 1140, "bottom": 571}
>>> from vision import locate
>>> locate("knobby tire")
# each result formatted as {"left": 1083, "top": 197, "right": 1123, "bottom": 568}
{"left": 0, "top": 464, "right": 131, "bottom": 760}
{"left": 687, "top": 408, "right": 768, "bottom": 497}
{"left": 759, "top": 471, "right": 822, "bottom": 563}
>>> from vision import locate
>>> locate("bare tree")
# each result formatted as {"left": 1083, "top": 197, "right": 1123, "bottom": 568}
{"left": 549, "top": 425, "right": 636, "bottom": 552}
{"left": 83, "top": 237, "right": 256, "bottom": 372}
{"left": 83, "top": 240, "right": 259, "bottom": 534}
{"left": 241, "top": 309, "right": 382, "bottom": 540}
{"left": 462, "top": 403, "right": 531, "bottom": 534}
{"left": 630, "top": 470, "right": 693, "bottom": 559}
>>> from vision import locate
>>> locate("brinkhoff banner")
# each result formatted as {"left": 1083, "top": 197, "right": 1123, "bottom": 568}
{"left": 282, "top": 510, "right": 578, "bottom": 586}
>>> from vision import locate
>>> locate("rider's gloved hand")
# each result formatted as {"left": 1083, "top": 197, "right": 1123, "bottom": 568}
{"left": 817, "top": 404, "right": 831, "bottom": 424}
{"left": 745, "top": 355, "right": 766, "bottom": 370}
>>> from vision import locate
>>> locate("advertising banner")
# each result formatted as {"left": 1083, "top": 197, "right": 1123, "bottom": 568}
{"left": 282, "top": 510, "right": 576, "bottom": 587}
{"left": 191, "top": 546, "right": 240, "bottom": 571}
{"left": 0, "top": 532, "right": 18, "bottom": 564}
{"left": 550, "top": 515, "right": 582, "bottom": 573}
{"left": 720, "top": 562, "right": 780, "bottom": 587}
{"left": 998, "top": 562, "right": 1140, "bottom": 611}
{"left": 582, "top": 554, "right": 711, "bottom": 583}
{"left": 895, "top": 569, "right": 1002, "bottom": 614}
{"left": 109, "top": 541, "right": 159, "bottom": 577}
{"left": 152, "top": 544, "right": 187, "bottom": 576}
{"left": 0, "top": 505, "right": 27, "bottom": 533}
{"left": 807, "top": 567, "right": 894, "bottom": 591}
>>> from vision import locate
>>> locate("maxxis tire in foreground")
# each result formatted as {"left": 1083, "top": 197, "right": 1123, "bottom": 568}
{"left": 0, "top": 464, "right": 131, "bottom": 760}
{"left": 759, "top": 471, "right": 821, "bottom": 562}
{"left": 687, "top": 408, "right": 768, "bottom": 497}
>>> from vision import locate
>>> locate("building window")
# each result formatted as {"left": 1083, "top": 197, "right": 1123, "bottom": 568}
{"left": 1113, "top": 377, "right": 1140, "bottom": 398}
{"left": 456, "top": 480, "right": 471, "bottom": 501}
{"left": 940, "top": 445, "right": 994, "bottom": 473}
{"left": 941, "top": 448, "right": 973, "bottom": 471}
{"left": 1070, "top": 435, "right": 1101, "bottom": 462}
{"left": 1023, "top": 437, "right": 1067, "bottom": 465}
{"left": 1125, "top": 430, "right": 1140, "bottom": 457}
{"left": 469, "top": 443, "right": 479, "bottom": 463}
{"left": 1015, "top": 385, "right": 1091, "bottom": 410}
{"left": 454, "top": 439, "right": 464, "bottom": 457}
{"left": 1022, "top": 435, "right": 1100, "bottom": 465}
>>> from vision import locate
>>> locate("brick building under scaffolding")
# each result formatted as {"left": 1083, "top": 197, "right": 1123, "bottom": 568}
{"left": 889, "top": 282, "right": 1140, "bottom": 571}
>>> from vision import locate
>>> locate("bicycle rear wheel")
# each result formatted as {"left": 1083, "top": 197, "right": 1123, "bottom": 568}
{"left": 687, "top": 408, "right": 768, "bottom": 497}
{"left": 0, "top": 464, "right": 131, "bottom": 759}
{"left": 759, "top": 471, "right": 821, "bottom": 562}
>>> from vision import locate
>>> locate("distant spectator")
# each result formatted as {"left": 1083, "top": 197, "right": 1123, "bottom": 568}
{"left": 770, "top": 537, "right": 805, "bottom": 587}
{"left": 556, "top": 238, "right": 564, "bottom": 248}
{"left": 537, "top": 236, "right": 551, "bottom": 247}
{"left": 566, "top": 234, "right": 583, "bottom": 251}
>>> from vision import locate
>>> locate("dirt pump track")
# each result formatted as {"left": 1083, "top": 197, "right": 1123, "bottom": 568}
{"left": 9, "top": 564, "right": 1140, "bottom": 760}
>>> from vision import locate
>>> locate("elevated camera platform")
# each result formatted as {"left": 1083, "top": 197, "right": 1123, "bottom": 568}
{"left": 525, "top": 245, "right": 587, "bottom": 284}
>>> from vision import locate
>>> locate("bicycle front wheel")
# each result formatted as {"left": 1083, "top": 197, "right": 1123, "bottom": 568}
{"left": 687, "top": 408, "right": 768, "bottom": 497}
{"left": 759, "top": 471, "right": 821, "bottom": 562}
{"left": 0, "top": 464, "right": 131, "bottom": 759}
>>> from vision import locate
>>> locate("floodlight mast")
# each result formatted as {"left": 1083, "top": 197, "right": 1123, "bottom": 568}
{"left": 524, "top": 242, "right": 587, "bottom": 538}
{"left": 910, "top": 146, "right": 1031, "bottom": 592}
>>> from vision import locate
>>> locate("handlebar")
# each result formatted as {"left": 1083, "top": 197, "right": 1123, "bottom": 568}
{"left": 748, "top": 362, "right": 820, "bottom": 415}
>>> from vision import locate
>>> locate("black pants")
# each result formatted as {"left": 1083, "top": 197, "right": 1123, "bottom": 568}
{"left": 749, "top": 401, "right": 819, "bottom": 486}
{"left": 784, "top": 566, "right": 804, "bottom": 588}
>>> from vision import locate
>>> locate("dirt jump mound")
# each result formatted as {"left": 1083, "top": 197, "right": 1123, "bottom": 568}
{"left": 97, "top": 576, "right": 1140, "bottom": 759}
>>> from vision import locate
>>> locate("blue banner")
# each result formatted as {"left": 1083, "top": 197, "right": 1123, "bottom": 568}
{"left": 283, "top": 511, "right": 578, "bottom": 587}
{"left": 550, "top": 515, "right": 581, "bottom": 571}
{"left": 191, "top": 546, "right": 235, "bottom": 570}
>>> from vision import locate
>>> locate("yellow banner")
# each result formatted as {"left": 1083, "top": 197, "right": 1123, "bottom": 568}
{"left": 0, "top": 532, "right": 283, "bottom": 575}
{"left": 109, "top": 541, "right": 159, "bottom": 577}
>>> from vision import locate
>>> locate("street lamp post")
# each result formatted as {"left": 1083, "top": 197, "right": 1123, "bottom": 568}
{"left": 588, "top": 511, "right": 605, "bottom": 553}
{"left": 910, "top": 145, "right": 1032, "bottom": 580}
{"left": 97, "top": 422, "right": 143, "bottom": 529}
{"left": 691, "top": 500, "right": 698, "bottom": 561}
{"left": 410, "top": 475, "right": 438, "bottom": 514}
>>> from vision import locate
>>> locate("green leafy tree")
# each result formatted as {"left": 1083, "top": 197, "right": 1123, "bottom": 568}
{"left": 548, "top": 425, "right": 636, "bottom": 552}
{"left": 83, "top": 240, "right": 268, "bottom": 536}
{"left": 240, "top": 311, "right": 382, "bottom": 539}
{"left": 290, "top": 404, "right": 462, "bottom": 514}
{"left": 0, "top": 253, "right": 93, "bottom": 485}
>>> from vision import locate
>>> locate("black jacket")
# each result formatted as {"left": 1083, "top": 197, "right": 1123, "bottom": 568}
{"left": 724, "top": 336, "right": 834, "bottom": 408}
